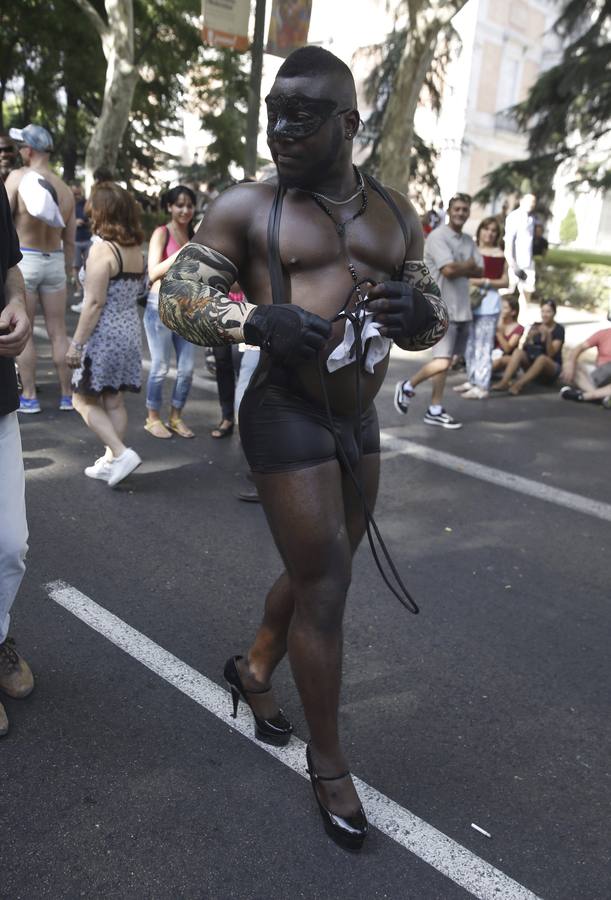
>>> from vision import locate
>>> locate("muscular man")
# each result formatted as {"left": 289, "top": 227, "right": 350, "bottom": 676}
{"left": 5, "top": 124, "right": 75, "bottom": 413}
{"left": 160, "top": 47, "right": 447, "bottom": 851}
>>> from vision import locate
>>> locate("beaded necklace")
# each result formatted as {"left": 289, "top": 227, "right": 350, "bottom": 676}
{"left": 308, "top": 166, "right": 369, "bottom": 305}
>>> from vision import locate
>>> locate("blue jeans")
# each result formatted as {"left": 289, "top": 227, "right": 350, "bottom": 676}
{"left": 143, "top": 304, "right": 196, "bottom": 411}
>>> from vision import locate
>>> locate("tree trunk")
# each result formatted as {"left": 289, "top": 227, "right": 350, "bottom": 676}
{"left": 245, "top": 0, "right": 266, "bottom": 177}
{"left": 63, "top": 87, "right": 79, "bottom": 182}
{"left": 377, "top": 0, "right": 469, "bottom": 192}
{"left": 73, "top": 0, "right": 139, "bottom": 190}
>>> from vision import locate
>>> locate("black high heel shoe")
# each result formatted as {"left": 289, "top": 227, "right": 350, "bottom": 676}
{"left": 223, "top": 655, "right": 292, "bottom": 746}
{"left": 305, "top": 743, "right": 368, "bottom": 852}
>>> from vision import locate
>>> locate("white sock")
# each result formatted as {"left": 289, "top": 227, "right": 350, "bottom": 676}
{"left": 403, "top": 380, "right": 414, "bottom": 393}
{"left": 429, "top": 404, "right": 443, "bottom": 415}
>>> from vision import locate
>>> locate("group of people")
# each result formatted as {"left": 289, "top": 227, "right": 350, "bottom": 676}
{"left": 393, "top": 191, "right": 608, "bottom": 427}
{"left": 0, "top": 45, "right": 608, "bottom": 858}
{"left": 1, "top": 125, "right": 259, "bottom": 486}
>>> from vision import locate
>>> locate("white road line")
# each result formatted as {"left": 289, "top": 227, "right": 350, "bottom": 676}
{"left": 380, "top": 431, "right": 611, "bottom": 523}
{"left": 46, "top": 580, "right": 541, "bottom": 900}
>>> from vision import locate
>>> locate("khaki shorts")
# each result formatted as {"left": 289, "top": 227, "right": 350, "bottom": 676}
{"left": 18, "top": 249, "right": 66, "bottom": 295}
{"left": 432, "top": 320, "right": 470, "bottom": 358}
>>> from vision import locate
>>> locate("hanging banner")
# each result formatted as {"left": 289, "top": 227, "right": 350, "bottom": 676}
{"left": 201, "top": 0, "right": 251, "bottom": 53}
{"left": 266, "top": 0, "right": 312, "bottom": 58}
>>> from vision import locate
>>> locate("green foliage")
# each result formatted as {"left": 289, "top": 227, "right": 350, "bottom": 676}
{"left": 1, "top": 0, "right": 203, "bottom": 185}
{"left": 190, "top": 49, "right": 249, "bottom": 184}
{"left": 478, "top": 0, "right": 611, "bottom": 200}
{"left": 536, "top": 256, "right": 610, "bottom": 312}
{"left": 0, "top": 0, "right": 105, "bottom": 179}
{"left": 547, "top": 247, "right": 611, "bottom": 268}
{"left": 559, "top": 208, "right": 578, "bottom": 244}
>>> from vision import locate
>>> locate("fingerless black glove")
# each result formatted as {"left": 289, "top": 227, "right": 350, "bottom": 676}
{"left": 365, "top": 282, "right": 434, "bottom": 339}
{"left": 244, "top": 304, "right": 331, "bottom": 365}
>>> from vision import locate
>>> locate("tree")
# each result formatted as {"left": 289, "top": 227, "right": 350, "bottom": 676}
{"left": 2, "top": 1, "right": 203, "bottom": 186}
{"left": 559, "top": 208, "right": 578, "bottom": 244}
{"left": 369, "top": 0, "right": 469, "bottom": 193}
{"left": 362, "top": 19, "right": 459, "bottom": 205}
{"left": 70, "top": 0, "right": 139, "bottom": 186}
{"left": 189, "top": 49, "right": 249, "bottom": 185}
{"left": 476, "top": 0, "right": 611, "bottom": 204}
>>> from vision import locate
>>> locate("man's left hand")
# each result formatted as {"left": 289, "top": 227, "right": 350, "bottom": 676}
{"left": 0, "top": 302, "right": 31, "bottom": 357}
{"left": 365, "top": 282, "right": 431, "bottom": 339}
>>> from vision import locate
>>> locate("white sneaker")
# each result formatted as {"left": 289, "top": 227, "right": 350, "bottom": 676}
{"left": 423, "top": 408, "right": 463, "bottom": 429}
{"left": 462, "top": 386, "right": 489, "bottom": 399}
{"left": 452, "top": 381, "right": 473, "bottom": 393}
{"left": 107, "top": 448, "right": 142, "bottom": 487}
{"left": 84, "top": 456, "right": 112, "bottom": 481}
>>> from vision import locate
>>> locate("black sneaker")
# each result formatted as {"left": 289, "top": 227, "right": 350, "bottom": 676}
{"left": 559, "top": 386, "right": 584, "bottom": 402}
{"left": 423, "top": 408, "right": 462, "bottom": 429}
{"left": 394, "top": 380, "right": 415, "bottom": 415}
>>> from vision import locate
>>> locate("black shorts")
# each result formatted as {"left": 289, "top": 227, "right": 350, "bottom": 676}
{"left": 239, "top": 363, "right": 380, "bottom": 475}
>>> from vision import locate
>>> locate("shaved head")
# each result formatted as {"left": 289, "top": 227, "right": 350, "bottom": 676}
{"left": 275, "top": 46, "right": 357, "bottom": 109}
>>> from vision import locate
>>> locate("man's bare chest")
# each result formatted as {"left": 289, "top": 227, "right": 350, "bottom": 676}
{"left": 250, "top": 193, "right": 406, "bottom": 283}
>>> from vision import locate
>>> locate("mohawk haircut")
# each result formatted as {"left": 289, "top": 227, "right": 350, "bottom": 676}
{"left": 276, "top": 46, "right": 357, "bottom": 106}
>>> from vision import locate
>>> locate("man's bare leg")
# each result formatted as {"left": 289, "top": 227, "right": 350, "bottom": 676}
{"left": 409, "top": 357, "right": 449, "bottom": 390}
{"left": 573, "top": 364, "right": 596, "bottom": 394}
{"left": 244, "top": 456, "right": 379, "bottom": 814}
{"left": 431, "top": 361, "right": 451, "bottom": 406}
{"left": 16, "top": 290, "right": 39, "bottom": 398}
{"left": 40, "top": 287, "right": 71, "bottom": 397}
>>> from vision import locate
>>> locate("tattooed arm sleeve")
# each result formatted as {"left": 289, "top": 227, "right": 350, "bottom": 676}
{"left": 395, "top": 261, "right": 449, "bottom": 352}
{"left": 158, "top": 243, "right": 254, "bottom": 346}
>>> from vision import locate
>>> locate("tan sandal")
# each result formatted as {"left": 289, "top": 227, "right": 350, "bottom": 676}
{"left": 144, "top": 418, "right": 172, "bottom": 439}
{"left": 168, "top": 417, "right": 195, "bottom": 439}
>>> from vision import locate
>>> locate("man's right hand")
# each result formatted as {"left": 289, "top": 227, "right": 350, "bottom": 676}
{"left": 243, "top": 304, "right": 331, "bottom": 365}
{"left": 0, "top": 302, "right": 31, "bottom": 357}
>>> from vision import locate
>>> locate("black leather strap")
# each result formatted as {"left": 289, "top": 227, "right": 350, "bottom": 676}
{"left": 267, "top": 183, "right": 287, "bottom": 305}
{"left": 363, "top": 173, "right": 409, "bottom": 279}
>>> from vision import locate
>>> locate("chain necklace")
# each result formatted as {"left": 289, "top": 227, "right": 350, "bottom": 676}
{"left": 309, "top": 167, "right": 367, "bottom": 238}
{"left": 310, "top": 166, "right": 365, "bottom": 206}
{"left": 308, "top": 167, "right": 369, "bottom": 303}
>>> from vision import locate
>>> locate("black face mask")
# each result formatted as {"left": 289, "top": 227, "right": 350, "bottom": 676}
{"left": 265, "top": 93, "right": 351, "bottom": 141}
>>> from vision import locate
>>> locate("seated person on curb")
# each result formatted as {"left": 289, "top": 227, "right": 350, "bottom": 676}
{"left": 158, "top": 46, "right": 447, "bottom": 853}
{"left": 560, "top": 326, "right": 611, "bottom": 405}
{"left": 492, "top": 298, "right": 564, "bottom": 395}
{"left": 491, "top": 297, "right": 524, "bottom": 374}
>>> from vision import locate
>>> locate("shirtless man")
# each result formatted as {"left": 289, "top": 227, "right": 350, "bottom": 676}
{"left": 160, "top": 47, "right": 447, "bottom": 851}
{"left": 5, "top": 125, "right": 75, "bottom": 413}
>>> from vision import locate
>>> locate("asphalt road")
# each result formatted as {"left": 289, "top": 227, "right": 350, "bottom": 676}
{"left": 2, "top": 310, "right": 610, "bottom": 900}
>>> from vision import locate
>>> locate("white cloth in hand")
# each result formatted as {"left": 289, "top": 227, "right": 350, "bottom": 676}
{"left": 326, "top": 311, "right": 391, "bottom": 374}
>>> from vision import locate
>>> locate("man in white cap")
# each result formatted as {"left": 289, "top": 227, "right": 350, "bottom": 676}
{"left": 5, "top": 124, "right": 75, "bottom": 413}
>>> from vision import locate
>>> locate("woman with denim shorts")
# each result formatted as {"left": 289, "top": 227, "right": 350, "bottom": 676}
{"left": 143, "top": 185, "right": 196, "bottom": 438}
